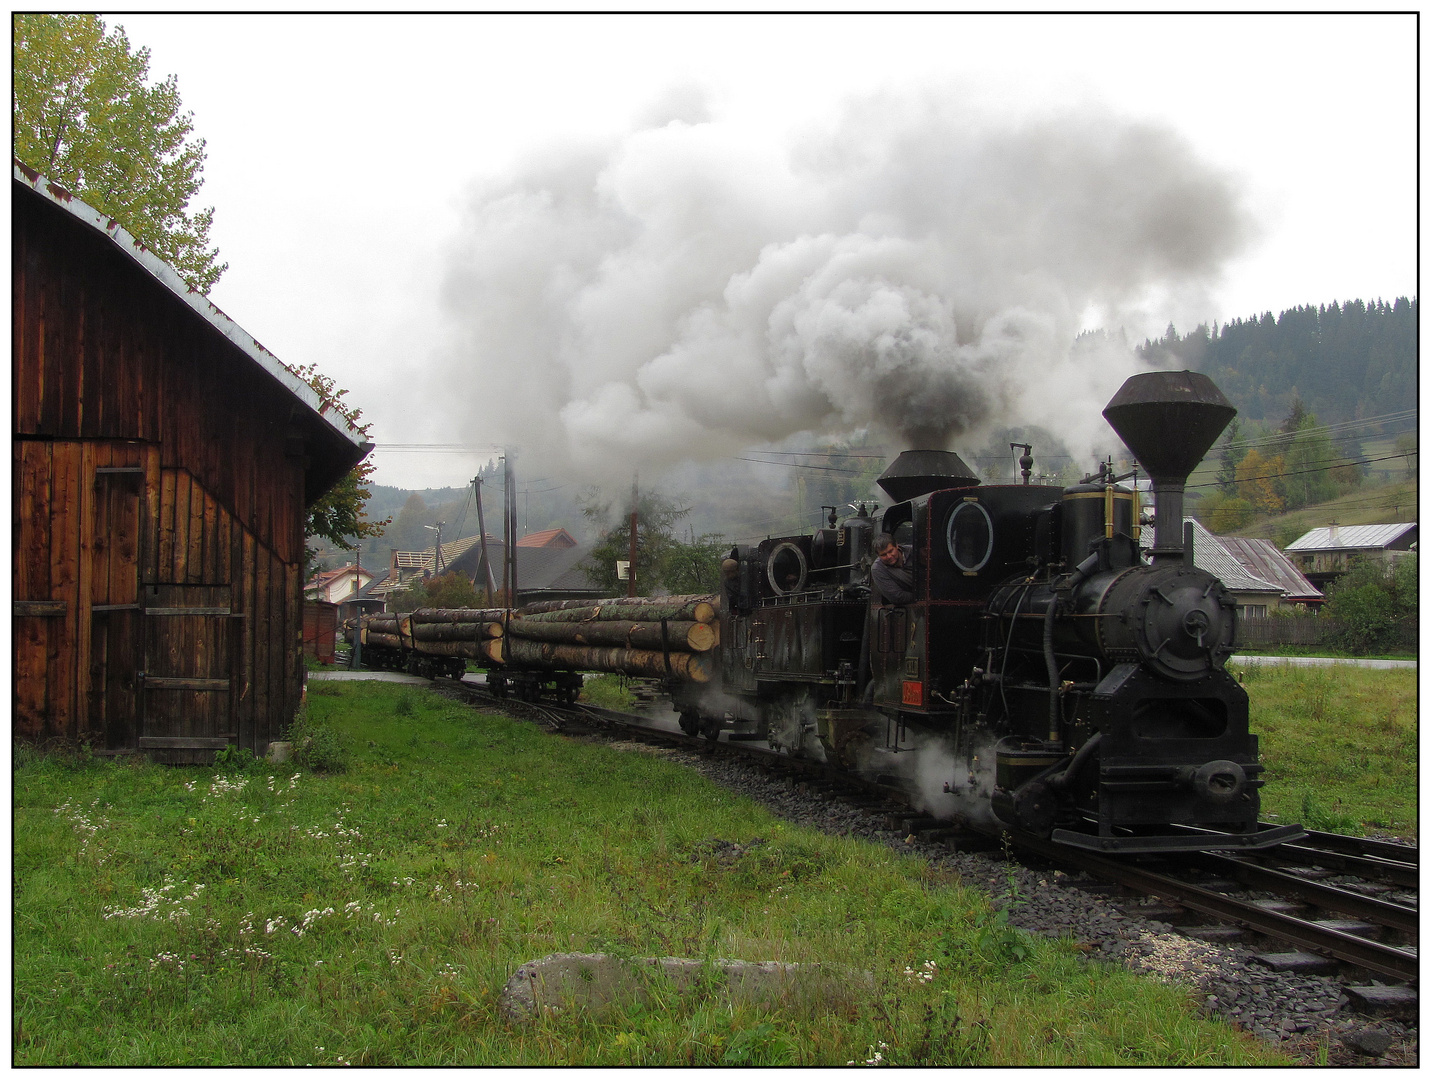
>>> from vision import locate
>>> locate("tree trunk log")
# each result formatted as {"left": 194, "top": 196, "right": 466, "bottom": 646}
{"left": 409, "top": 607, "right": 510, "bottom": 623}
{"left": 507, "top": 617, "right": 715, "bottom": 652}
{"left": 517, "top": 598, "right": 717, "bottom": 625}
{"left": 365, "top": 631, "right": 403, "bottom": 650}
{"left": 502, "top": 638, "right": 714, "bottom": 682}
{"left": 410, "top": 621, "right": 503, "bottom": 642}
{"left": 407, "top": 639, "right": 486, "bottom": 659}
{"left": 520, "top": 593, "right": 718, "bottom": 615}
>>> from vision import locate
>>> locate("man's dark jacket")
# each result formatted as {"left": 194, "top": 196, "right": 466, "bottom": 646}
{"left": 871, "top": 545, "right": 916, "bottom": 605}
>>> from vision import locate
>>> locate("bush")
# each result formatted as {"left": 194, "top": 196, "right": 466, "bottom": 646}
{"left": 284, "top": 707, "right": 350, "bottom": 773}
{"left": 1323, "top": 554, "right": 1416, "bottom": 653}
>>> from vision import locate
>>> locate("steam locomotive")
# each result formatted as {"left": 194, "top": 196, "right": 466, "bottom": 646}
{"left": 355, "top": 370, "right": 1304, "bottom": 854}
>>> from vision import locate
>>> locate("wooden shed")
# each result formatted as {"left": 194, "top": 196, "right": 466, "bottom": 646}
{"left": 13, "top": 161, "right": 372, "bottom": 762}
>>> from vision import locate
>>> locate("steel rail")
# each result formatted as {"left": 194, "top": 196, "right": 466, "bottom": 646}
{"left": 1185, "top": 851, "right": 1419, "bottom": 936}
{"left": 1296, "top": 828, "right": 1418, "bottom": 866}
{"left": 1271, "top": 842, "right": 1420, "bottom": 890}
{"left": 1012, "top": 831, "right": 1419, "bottom": 981}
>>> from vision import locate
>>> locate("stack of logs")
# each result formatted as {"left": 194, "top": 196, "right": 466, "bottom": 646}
{"left": 358, "top": 595, "right": 720, "bottom": 683}
{"left": 505, "top": 595, "right": 719, "bottom": 682}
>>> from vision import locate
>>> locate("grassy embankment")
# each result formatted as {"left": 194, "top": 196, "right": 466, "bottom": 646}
{"left": 1242, "top": 663, "right": 1417, "bottom": 839}
{"left": 15, "top": 679, "right": 1286, "bottom": 1068}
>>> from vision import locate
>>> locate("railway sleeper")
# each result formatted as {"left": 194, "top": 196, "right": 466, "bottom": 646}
{"left": 1343, "top": 984, "right": 1418, "bottom": 1019}
{"left": 1250, "top": 950, "right": 1341, "bottom": 976}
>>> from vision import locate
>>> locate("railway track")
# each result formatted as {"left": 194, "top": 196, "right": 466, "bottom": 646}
{"left": 432, "top": 675, "right": 1419, "bottom": 1027}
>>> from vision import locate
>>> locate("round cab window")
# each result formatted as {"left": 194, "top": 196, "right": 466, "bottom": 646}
{"left": 946, "top": 501, "right": 993, "bottom": 573}
{"left": 766, "top": 543, "right": 808, "bottom": 595}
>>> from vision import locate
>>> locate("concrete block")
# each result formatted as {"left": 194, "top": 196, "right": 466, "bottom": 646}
{"left": 499, "top": 952, "right": 872, "bottom": 1022}
{"left": 265, "top": 742, "right": 293, "bottom": 764}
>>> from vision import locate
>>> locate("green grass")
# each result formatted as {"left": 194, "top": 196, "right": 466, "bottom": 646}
{"left": 578, "top": 673, "right": 639, "bottom": 711}
{"left": 14, "top": 681, "right": 1286, "bottom": 1066}
{"left": 1240, "top": 664, "right": 1417, "bottom": 838}
{"left": 1237, "top": 644, "right": 1416, "bottom": 660}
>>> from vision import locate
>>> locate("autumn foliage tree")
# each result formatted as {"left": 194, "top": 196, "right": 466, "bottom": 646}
{"left": 1233, "top": 448, "right": 1285, "bottom": 516}
{"left": 294, "top": 363, "right": 388, "bottom": 567}
{"left": 13, "top": 14, "right": 226, "bottom": 292}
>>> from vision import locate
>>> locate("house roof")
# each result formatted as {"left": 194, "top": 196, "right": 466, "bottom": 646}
{"left": 392, "top": 534, "right": 489, "bottom": 570}
{"left": 1216, "top": 536, "right": 1324, "bottom": 602}
{"left": 1285, "top": 523, "right": 1418, "bottom": 553}
{"left": 308, "top": 563, "right": 373, "bottom": 587}
{"left": 1185, "top": 519, "right": 1282, "bottom": 595}
{"left": 517, "top": 528, "right": 578, "bottom": 548}
{"left": 13, "top": 160, "right": 371, "bottom": 498}
{"left": 446, "top": 540, "right": 604, "bottom": 594}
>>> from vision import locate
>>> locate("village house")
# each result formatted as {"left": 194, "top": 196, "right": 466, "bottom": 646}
{"left": 1284, "top": 522, "right": 1418, "bottom": 589}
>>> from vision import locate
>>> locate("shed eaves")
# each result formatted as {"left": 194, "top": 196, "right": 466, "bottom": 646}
{"left": 13, "top": 160, "right": 369, "bottom": 456}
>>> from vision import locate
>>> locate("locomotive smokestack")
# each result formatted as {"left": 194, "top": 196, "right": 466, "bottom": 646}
{"left": 876, "top": 449, "right": 981, "bottom": 502}
{"left": 1102, "top": 370, "right": 1235, "bottom": 562}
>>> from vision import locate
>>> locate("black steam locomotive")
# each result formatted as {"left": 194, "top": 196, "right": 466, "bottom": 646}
{"left": 670, "top": 370, "right": 1303, "bottom": 853}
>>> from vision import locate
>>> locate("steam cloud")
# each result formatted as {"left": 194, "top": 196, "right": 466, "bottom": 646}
{"left": 437, "top": 88, "right": 1249, "bottom": 480}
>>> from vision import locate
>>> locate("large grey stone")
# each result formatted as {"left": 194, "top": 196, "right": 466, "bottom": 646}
{"left": 499, "top": 952, "right": 872, "bottom": 1022}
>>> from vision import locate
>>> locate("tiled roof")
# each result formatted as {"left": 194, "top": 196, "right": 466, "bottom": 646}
{"left": 1285, "top": 523, "right": 1417, "bottom": 552}
{"left": 1186, "top": 519, "right": 1281, "bottom": 594}
{"left": 1216, "top": 536, "right": 1323, "bottom": 601}
{"left": 516, "top": 528, "right": 578, "bottom": 548}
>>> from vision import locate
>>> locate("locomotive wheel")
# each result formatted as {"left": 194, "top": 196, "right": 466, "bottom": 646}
{"left": 678, "top": 711, "right": 701, "bottom": 737}
{"left": 699, "top": 715, "right": 722, "bottom": 742}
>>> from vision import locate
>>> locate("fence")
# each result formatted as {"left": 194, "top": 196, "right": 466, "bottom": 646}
{"left": 1237, "top": 615, "right": 1337, "bottom": 647}
{"left": 1237, "top": 613, "right": 1418, "bottom": 652}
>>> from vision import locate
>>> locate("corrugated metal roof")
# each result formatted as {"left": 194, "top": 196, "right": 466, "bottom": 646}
{"left": 13, "top": 160, "right": 369, "bottom": 454}
{"left": 1285, "top": 523, "right": 1417, "bottom": 552}
{"left": 1186, "top": 519, "right": 1282, "bottom": 594}
{"left": 1216, "top": 536, "right": 1323, "bottom": 601}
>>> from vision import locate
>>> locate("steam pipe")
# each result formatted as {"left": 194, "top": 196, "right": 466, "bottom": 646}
{"left": 1048, "top": 732, "right": 1103, "bottom": 791}
{"left": 1047, "top": 551, "right": 1101, "bottom": 741}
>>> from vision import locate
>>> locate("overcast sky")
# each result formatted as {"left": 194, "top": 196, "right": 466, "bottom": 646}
{"left": 112, "top": 13, "right": 1417, "bottom": 491}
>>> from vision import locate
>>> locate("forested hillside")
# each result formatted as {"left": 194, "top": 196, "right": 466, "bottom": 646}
{"left": 1136, "top": 297, "right": 1416, "bottom": 426}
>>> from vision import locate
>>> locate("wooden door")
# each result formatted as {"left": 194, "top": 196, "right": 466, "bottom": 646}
{"left": 139, "top": 583, "right": 236, "bottom": 761}
{"left": 88, "top": 462, "right": 145, "bottom": 749}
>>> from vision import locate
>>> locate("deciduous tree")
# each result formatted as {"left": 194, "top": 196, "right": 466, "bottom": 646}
{"left": 13, "top": 14, "right": 226, "bottom": 292}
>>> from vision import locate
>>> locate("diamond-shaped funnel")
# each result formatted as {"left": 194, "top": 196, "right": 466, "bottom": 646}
{"left": 876, "top": 449, "right": 980, "bottom": 502}
{"left": 1102, "top": 370, "right": 1236, "bottom": 483}
{"left": 1103, "top": 371, "right": 1235, "bottom": 560}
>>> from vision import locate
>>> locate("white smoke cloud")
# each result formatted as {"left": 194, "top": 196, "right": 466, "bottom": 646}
{"left": 436, "top": 87, "right": 1249, "bottom": 482}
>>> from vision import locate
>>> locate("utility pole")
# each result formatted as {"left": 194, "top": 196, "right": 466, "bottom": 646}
{"left": 627, "top": 475, "right": 639, "bottom": 598}
{"left": 509, "top": 454, "right": 520, "bottom": 609}
{"left": 423, "top": 522, "right": 445, "bottom": 575}
{"left": 350, "top": 543, "right": 362, "bottom": 669}
{"left": 473, "top": 474, "right": 497, "bottom": 604}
